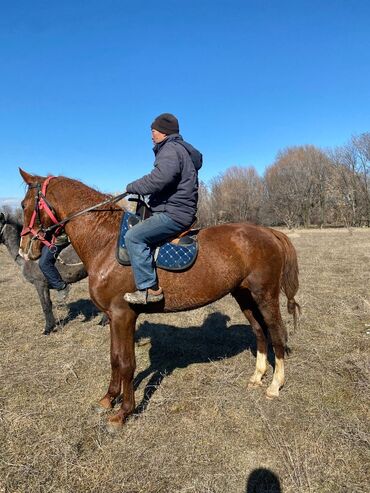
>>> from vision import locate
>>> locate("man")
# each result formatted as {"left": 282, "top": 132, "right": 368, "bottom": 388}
{"left": 39, "top": 232, "right": 71, "bottom": 304}
{"left": 124, "top": 113, "right": 202, "bottom": 305}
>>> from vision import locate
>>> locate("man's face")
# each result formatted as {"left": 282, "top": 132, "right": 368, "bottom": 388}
{"left": 151, "top": 128, "right": 167, "bottom": 144}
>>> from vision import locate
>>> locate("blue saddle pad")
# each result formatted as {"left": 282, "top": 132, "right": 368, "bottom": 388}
{"left": 116, "top": 212, "right": 198, "bottom": 271}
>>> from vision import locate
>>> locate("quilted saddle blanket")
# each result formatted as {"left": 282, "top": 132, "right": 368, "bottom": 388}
{"left": 116, "top": 212, "right": 198, "bottom": 271}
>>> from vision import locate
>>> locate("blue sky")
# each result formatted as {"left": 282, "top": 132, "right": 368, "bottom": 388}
{"left": 1, "top": 0, "right": 369, "bottom": 204}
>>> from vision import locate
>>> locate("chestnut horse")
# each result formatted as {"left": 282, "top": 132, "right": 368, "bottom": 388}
{"left": 19, "top": 169, "right": 300, "bottom": 432}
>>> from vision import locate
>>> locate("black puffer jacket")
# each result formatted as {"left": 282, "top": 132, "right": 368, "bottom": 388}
{"left": 126, "top": 134, "right": 203, "bottom": 227}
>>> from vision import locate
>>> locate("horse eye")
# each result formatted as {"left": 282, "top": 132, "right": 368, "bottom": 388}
{"left": 21, "top": 201, "right": 25, "bottom": 210}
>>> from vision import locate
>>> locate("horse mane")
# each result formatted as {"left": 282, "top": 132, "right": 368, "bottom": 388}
{"left": 56, "top": 176, "right": 125, "bottom": 235}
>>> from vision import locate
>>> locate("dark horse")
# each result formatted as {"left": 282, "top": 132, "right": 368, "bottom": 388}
{"left": 0, "top": 211, "right": 89, "bottom": 333}
{"left": 19, "top": 169, "right": 300, "bottom": 432}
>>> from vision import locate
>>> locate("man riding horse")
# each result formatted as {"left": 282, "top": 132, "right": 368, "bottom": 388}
{"left": 124, "top": 113, "right": 202, "bottom": 305}
{"left": 18, "top": 115, "right": 299, "bottom": 430}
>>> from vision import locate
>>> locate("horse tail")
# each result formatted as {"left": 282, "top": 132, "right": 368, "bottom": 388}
{"left": 269, "top": 229, "right": 301, "bottom": 331}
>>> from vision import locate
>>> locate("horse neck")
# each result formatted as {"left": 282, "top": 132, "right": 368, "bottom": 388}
{"left": 49, "top": 179, "right": 119, "bottom": 270}
{"left": 2, "top": 222, "right": 24, "bottom": 266}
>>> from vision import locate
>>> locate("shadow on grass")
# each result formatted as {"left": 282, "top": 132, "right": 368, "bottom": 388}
{"left": 245, "top": 468, "right": 282, "bottom": 492}
{"left": 132, "top": 311, "right": 261, "bottom": 415}
{"left": 60, "top": 298, "right": 106, "bottom": 326}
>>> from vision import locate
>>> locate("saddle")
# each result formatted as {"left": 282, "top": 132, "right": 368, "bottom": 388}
{"left": 116, "top": 196, "right": 199, "bottom": 271}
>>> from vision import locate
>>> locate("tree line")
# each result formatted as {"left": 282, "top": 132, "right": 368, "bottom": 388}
{"left": 2, "top": 132, "right": 368, "bottom": 230}
{"left": 197, "top": 132, "right": 370, "bottom": 229}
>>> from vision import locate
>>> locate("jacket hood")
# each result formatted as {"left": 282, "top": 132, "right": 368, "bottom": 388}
{"left": 154, "top": 134, "right": 203, "bottom": 171}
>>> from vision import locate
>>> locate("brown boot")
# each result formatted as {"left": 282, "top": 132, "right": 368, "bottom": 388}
{"left": 124, "top": 287, "right": 163, "bottom": 305}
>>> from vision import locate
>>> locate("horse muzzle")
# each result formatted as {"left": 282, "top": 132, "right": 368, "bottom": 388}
{"left": 19, "top": 236, "right": 42, "bottom": 261}
{"left": 18, "top": 248, "right": 30, "bottom": 261}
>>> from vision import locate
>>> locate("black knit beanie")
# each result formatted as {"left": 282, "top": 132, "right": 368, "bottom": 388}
{"left": 151, "top": 113, "right": 179, "bottom": 135}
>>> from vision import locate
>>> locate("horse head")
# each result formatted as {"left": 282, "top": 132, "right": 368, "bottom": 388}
{"left": 19, "top": 168, "right": 53, "bottom": 261}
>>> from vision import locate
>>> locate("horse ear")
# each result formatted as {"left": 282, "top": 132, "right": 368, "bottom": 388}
{"left": 19, "top": 168, "right": 36, "bottom": 185}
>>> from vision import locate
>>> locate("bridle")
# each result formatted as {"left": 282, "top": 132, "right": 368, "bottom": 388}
{"left": 21, "top": 176, "right": 61, "bottom": 252}
{"left": 20, "top": 176, "right": 128, "bottom": 253}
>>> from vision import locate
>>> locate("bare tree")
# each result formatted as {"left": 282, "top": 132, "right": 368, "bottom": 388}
{"left": 209, "top": 166, "right": 263, "bottom": 224}
{"left": 196, "top": 181, "right": 213, "bottom": 227}
{"left": 352, "top": 133, "right": 370, "bottom": 225}
{"left": 194, "top": 132, "right": 370, "bottom": 229}
{"left": 264, "top": 146, "right": 333, "bottom": 228}
{"left": 330, "top": 133, "right": 370, "bottom": 226}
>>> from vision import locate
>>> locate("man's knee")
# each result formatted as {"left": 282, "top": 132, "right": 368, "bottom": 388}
{"left": 125, "top": 227, "right": 141, "bottom": 248}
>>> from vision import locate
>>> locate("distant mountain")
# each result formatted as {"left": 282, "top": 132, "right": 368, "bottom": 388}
{"left": 0, "top": 197, "right": 21, "bottom": 210}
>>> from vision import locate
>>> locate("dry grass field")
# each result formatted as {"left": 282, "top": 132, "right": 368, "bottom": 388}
{"left": 1, "top": 228, "right": 369, "bottom": 493}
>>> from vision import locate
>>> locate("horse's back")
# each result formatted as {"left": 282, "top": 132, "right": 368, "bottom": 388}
{"left": 198, "top": 222, "right": 285, "bottom": 260}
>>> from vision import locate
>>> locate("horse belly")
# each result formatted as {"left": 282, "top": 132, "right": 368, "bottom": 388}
{"left": 157, "top": 250, "right": 244, "bottom": 312}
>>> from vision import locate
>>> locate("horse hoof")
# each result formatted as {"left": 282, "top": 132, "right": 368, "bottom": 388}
{"left": 266, "top": 386, "right": 280, "bottom": 399}
{"left": 266, "top": 394, "right": 276, "bottom": 400}
{"left": 106, "top": 421, "right": 122, "bottom": 434}
{"left": 91, "top": 402, "right": 110, "bottom": 415}
{"left": 43, "top": 327, "right": 56, "bottom": 335}
{"left": 106, "top": 415, "right": 123, "bottom": 434}
{"left": 248, "top": 381, "right": 263, "bottom": 389}
{"left": 91, "top": 396, "right": 113, "bottom": 414}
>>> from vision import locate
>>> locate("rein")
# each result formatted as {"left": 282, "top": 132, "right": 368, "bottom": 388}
{"left": 21, "top": 176, "right": 128, "bottom": 251}
{"left": 44, "top": 191, "right": 128, "bottom": 234}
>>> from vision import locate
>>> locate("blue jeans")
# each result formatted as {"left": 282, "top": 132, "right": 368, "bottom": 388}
{"left": 125, "top": 212, "right": 185, "bottom": 290}
{"left": 39, "top": 244, "right": 67, "bottom": 290}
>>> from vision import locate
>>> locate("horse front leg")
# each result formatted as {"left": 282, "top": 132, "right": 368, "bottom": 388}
{"left": 94, "top": 351, "right": 122, "bottom": 414}
{"left": 34, "top": 281, "right": 56, "bottom": 335}
{"left": 92, "top": 308, "right": 131, "bottom": 414}
{"left": 101, "top": 307, "right": 137, "bottom": 432}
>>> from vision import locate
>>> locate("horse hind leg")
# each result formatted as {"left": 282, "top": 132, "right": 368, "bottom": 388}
{"left": 232, "top": 289, "right": 268, "bottom": 388}
{"left": 233, "top": 287, "right": 287, "bottom": 398}
{"left": 252, "top": 292, "right": 287, "bottom": 399}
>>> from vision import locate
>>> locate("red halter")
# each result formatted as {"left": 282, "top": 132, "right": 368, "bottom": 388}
{"left": 21, "top": 176, "right": 62, "bottom": 251}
